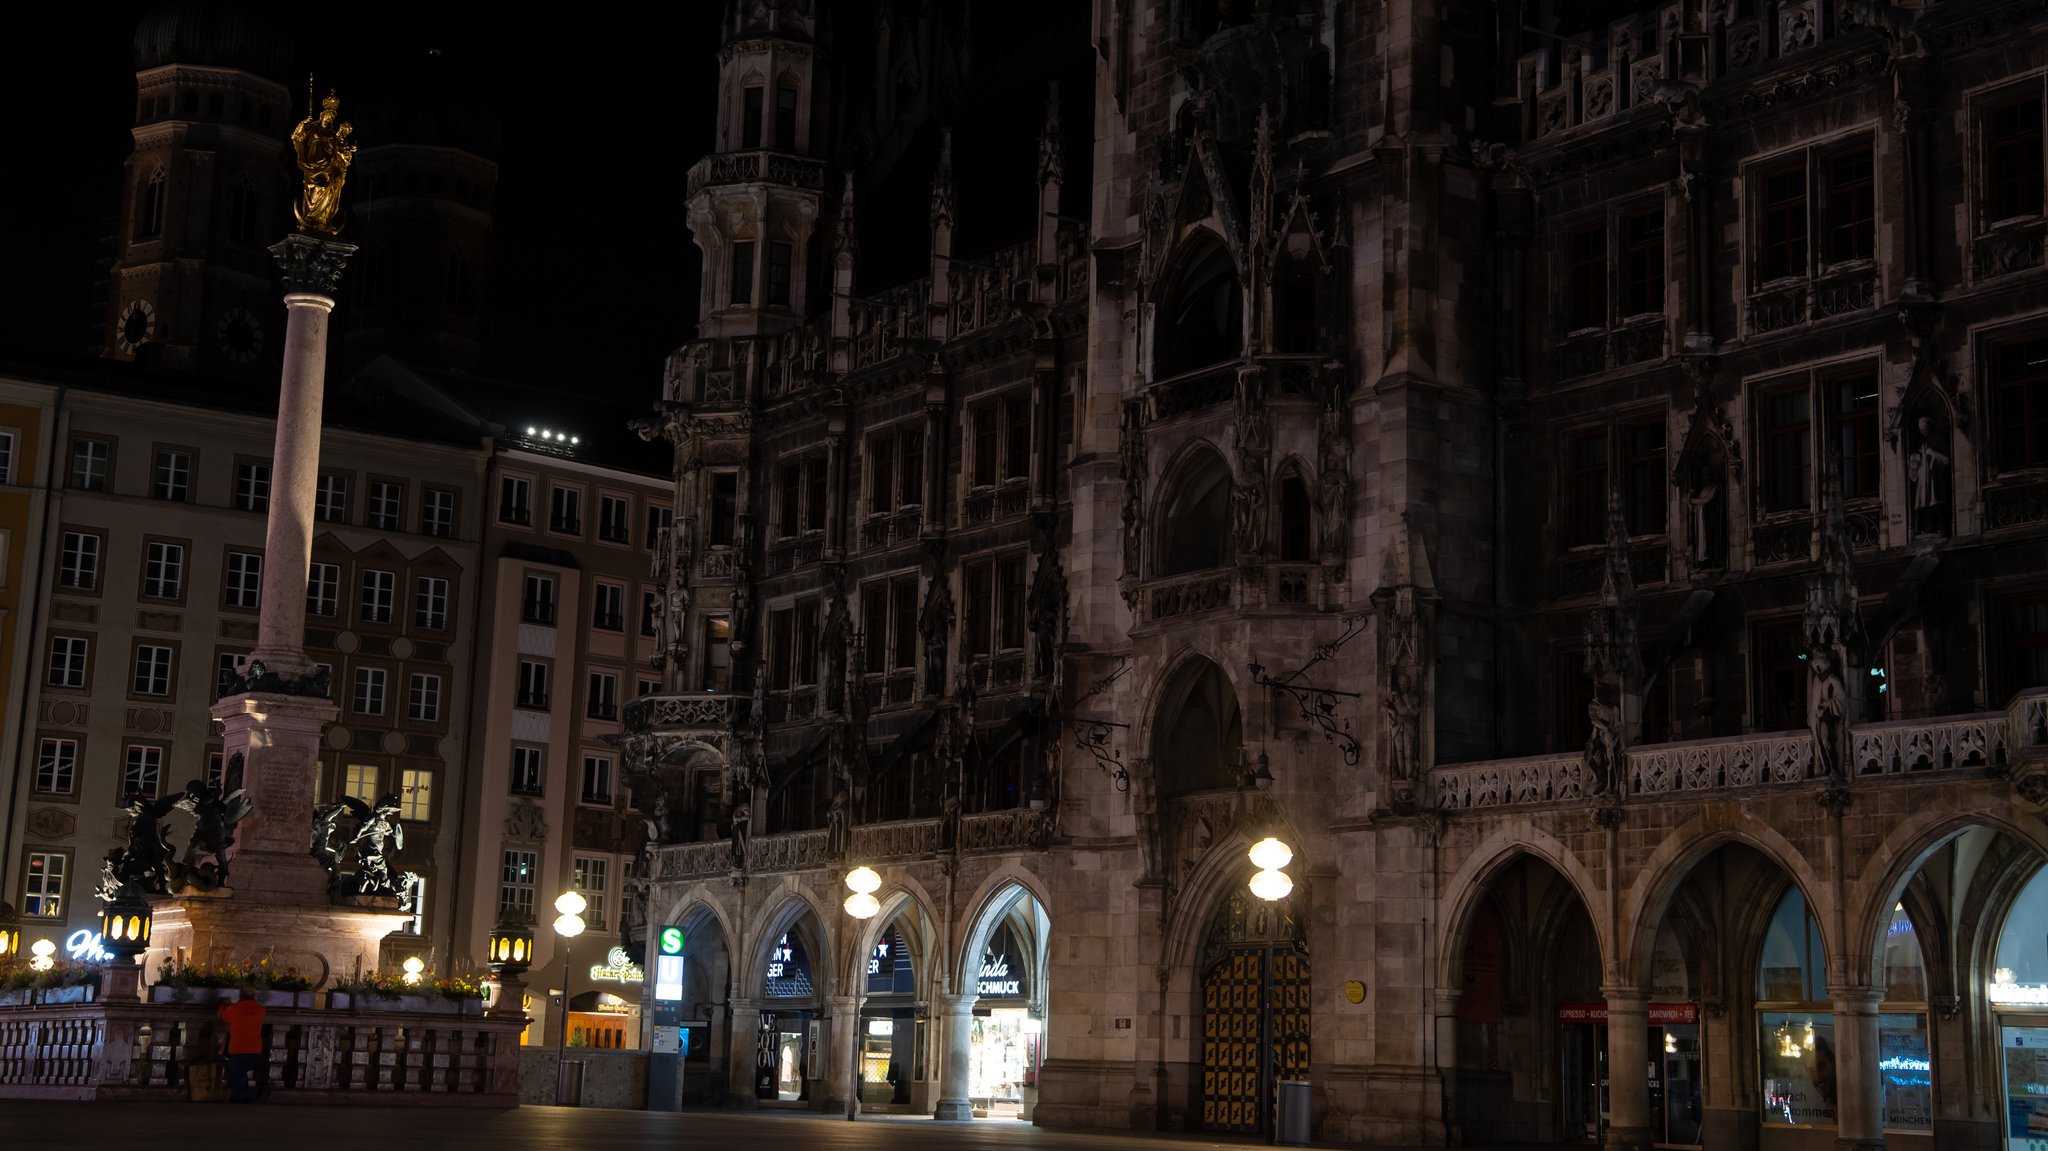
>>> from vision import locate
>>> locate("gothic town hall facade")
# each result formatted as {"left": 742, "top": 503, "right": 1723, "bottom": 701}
{"left": 632, "top": 2, "right": 2048, "bottom": 1148}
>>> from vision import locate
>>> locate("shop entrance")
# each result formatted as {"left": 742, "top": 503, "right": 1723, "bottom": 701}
{"left": 1198, "top": 889, "right": 1309, "bottom": 1136}
{"left": 758, "top": 927, "right": 819, "bottom": 1103}
{"left": 1555, "top": 1003, "right": 1702, "bottom": 1148}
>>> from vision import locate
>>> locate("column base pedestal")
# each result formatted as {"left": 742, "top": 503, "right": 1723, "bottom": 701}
{"left": 827, "top": 1096, "right": 854, "bottom": 1118}
{"left": 1604, "top": 1124, "right": 1654, "bottom": 1151}
{"left": 1834, "top": 1139, "right": 1886, "bottom": 1151}
{"left": 934, "top": 1098, "right": 973, "bottom": 1120}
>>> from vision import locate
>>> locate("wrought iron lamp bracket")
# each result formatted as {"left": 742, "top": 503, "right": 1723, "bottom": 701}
{"left": 1249, "top": 611, "right": 1370, "bottom": 766}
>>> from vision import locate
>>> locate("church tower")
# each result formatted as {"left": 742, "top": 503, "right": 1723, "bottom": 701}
{"left": 686, "top": 0, "right": 832, "bottom": 341}
{"left": 106, "top": 7, "right": 294, "bottom": 376}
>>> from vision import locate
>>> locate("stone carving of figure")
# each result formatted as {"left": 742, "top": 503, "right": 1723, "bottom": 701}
{"left": 291, "top": 84, "right": 356, "bottom": 235}
{"left": 822, "top": 590, "right": 851, "bottom": 712}
{"left": 666, "top": 520, "right": 694, "bottom": 664}
{"left": 1687, "top": 472, "right": 1722, "bottom": 566}
{"left": 310, "top": 801, "right": 348, "bottom": 874}
{"left": 1319, "top": 468, "right": 1349, "bottom": 567}
{"left": 825, "top": 781, "right": 851, "bottom": 862}
{"left": 728, "top": 783, "right": 752, "bottom": 872}
{"left": 1234, "top": 480, "right": 1266, "bottom": 557}
{"left": 1026, "top": 552, "right": 1066, "bottom": 679}
{"left": 644, "top": 792, "right": 671, "bottom": 847}
{"left": 1383, "top": 663, "right": 1421, "bottom": 784}
{"left": 1809, "top": 647, "right": 1847, "bottom": 784}
{"left": 1907, "top": 415, "right": 1950, "bottom": 536}
{"left": 1118, "top": 401, "right": 1145, "bottom": 579}
{"left": 649, "top": 526, "right": 672, "bottom": 668}
{"left": 102, "top": 793, "right": 182, "bottom": 900}
{"left": 1585, "top": 690, "right": 1621, "bottom": 798}
{"left": 939, "top": 788, "right": 961, "bottom": 853}
{"left": 919, "top": 575, "right": 954, "bottom": 697}
{"left": 347, "top": 795, "right": 406, "bottom": 898}
{"left": 177, "top": 779, "right": 253, "bottom": 889}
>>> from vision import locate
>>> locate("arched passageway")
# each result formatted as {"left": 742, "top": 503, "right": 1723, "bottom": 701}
{"left": 1198, "top": 886, "right": 1308, "bottom": 1136}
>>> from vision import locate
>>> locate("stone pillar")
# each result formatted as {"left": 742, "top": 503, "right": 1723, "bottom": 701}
{"left": 1434, "top": 988, "right": 1463, "bottom": 1141}
{"left": 728, "top": 997, "right": 762, "bottom": 1108}
{"left": 1603, "top": 986, "right": 1653, "bottom": 1151}
{"left": 934, "top": 991, "right": 978, "bottom": 1119}
{"left": 827, "top": 993, "right": 859, "bottom": 1116}
{"left": 490, "top": 972, "right": 528, "bottom": 1020}
{"left": 1830, "top": 985, "right": 1886, "bottom": 1151}
{"left": 250, "top": 235, "right": 355, "bottom": 677}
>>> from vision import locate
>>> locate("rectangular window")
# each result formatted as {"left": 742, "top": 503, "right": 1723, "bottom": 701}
{"left": 1986, "top": 95, "right": 2045, "bottom": 223}
{"left": 523, "top": 573, "right": 557, "bottom": 624}
{"left": 574, "top": 856, "right": 610, "bottom": 929}
{"left": 774, "top": 85, "right": 798, "bottom": 151}
{"left": 414, "top": 576, "right": 449, "bottom": 630}
{"left": 24, "top": 851, "right": 65, "bottom": 918}
{"left": 224, "top": 551, "right": 262, "bottom": 608}
{"left": 731, "top": 240, "right": 756, "bottom": 305}
{"left": 710, "top": 473, "right": 739, "bottom": 545}
{"left": 972, "top": 406, "right": 998, "bottom": 487}
{"left": 369, "top": 481, "right": 403, "bottom": 530}
{"left": 1823, "top": 148, "right": 1875, "bottom": 265}
{"left": 422, "top": 487, "right": 456, "bottom": 538}
{"left": 0, "top": 429, "right": 17, "bottom": 485}
{"left": 587, "top": 671, "right": 618, "bottom": 720}
{"left": 1831, "top": 373, "right": 1882, "bottom": 500}
{"left": 499, "top": 849, "right": 537, "bottom": 918}
{"left": 965, "top": 562, "right": 994, "bottom": 657}
{"left": 1621, "top": 211, "right": 1665, "bottom": 318}
{"left": 206, "top": 750, "right": 224, "bottom": 788}
{"left": 48, "top": 636, "right": 88, "bottom": 688}
{"left": 1565, "top": 430, "right": 1609, "bottom": 547}
{"left": 1754, "top": 619, "right": 1809, "bottom": 732}
{"left": 143, "top": 540, "right": 185, "bottom": 599}
{"left": 550, "top": 486, "right": 582, "bottom": 535}
{"left": 741, "top": 86, "right": 764, "bottom": 149}
{"left": 863, "top": 583, "right": 890, "bottom": 674}
{"left": 893, "top": 577, "right": 919, "bottom": 671}
{"left": 123, "top": 744, "right": 163, "bottom": 799}
{"left": 1004, "top": 394, "right": 1032, "bottom": 482}
{"left": 1994, "top": 334, "right": 2048, "bottom": 473}
{"left": 1622, "top": 421, "right": 1668, "bottom": 537}
{"left": 60, "top": 531, "right": 101, "bottom": 590}
{"left": 399, "top": 768, "right": 432, "bottom": 821}
{"left": 1566, "top": 226, "right": 1607, "bottom": 330}
{"left": 598, "top": 495, "right": 631, "bottom": 543}
{"left": 308, "top": 562, "right": 340, "bottom": 617}
{"left": 35, "top": 738, "right": 77, "bottom": 795}
{"left": 777, "top": 460, "right": 802, "bottom": 537}
{"left": 581, "top": 756, "right": 613, "bottom": 805}
{"left": 153, "top": 448, "right": 191, "bottom": 501}
{"left": 216, "top": 651, "right": 241, "bottom": 700}
{"left": 354, "top": 667, "right": 387, "bottom": 716}
{"left": 704, "top": 617, "right": 731, "bottom": 690}
{"left": 408, "top": 673, "right": 441, "bottom": 722}
{"left": 646, "top": 505, "right": 673, "bottom": 548}
{"left": 499, "top": 476, "right": 531, "bottom": 525}
{"left": 793, "top": 599, "right": 820, "bottom": 686}
{"left": 767, "top": 242, "right": 792, "bottom": 307}
{"left": 315, "top": 473, "right": 349, "bottom": 523}
{"left": 1996, "top": 589, "right": 2048, "bottom": 701}
{"left": 805, "top": 455, "right": 828, "bottom": 531}
{"left": 344, "top": 763, "right": 379, "bottom": 804}
{"left": 641, "top": 589, "right": 660, "bottom": 637}
{"left": 511, "top": 745, "right": 545, "bottom": 795}
{"left": 1760, "top": 162, "right": 1810, "bottom": 282}
{"left": 868, "top": 435, "right": 896, "bottom": 515}
{"left": 71, "top": 438, "right": 108, "bottom": 491}
{"left": 518, "top": 660, "right": 550, "bottom": 710}
{"left": 132, "top": 644, "right": 172, "bottom": 696}
{"left": 361, "top": 569, "right": 396, "bottom": 623}
{"left": 769, "top": 608, "right": 794, "bottom": 690}
{"left": 593, "top": 582, "right": 624, "bottom": 631}
{"left": 236, "top": 462, "right": 271, "bottom": 513}
{"left": 1759, "top": 384, "right": 1813, "bottom": 513}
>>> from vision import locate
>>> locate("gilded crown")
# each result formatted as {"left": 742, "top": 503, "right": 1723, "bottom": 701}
{"left": 321, "top": 89, "right": 341, "bottom": 113}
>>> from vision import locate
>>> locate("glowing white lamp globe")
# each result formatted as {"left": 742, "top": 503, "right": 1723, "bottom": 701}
{"left": 402, "top": 956, "right": 426, "bottom": 986}
{"left": 844, "top": 892, "right": 882, "bottom": 920}
{"left": 554, "top": 912, "right": 586, "bottom": 939}
{"left": 844, "top": 866, "right": 882, "bottom": 895}
{"left": 29, "top": 937, "right": 56, "bottom": 972}
{"left": 1248, "top": 837, "right": 1294, "bottom": 872}
{"left": 554, "top": 891, "right": 588, "bottom": 917}
{"left": 1249, "top": 868, "right": 1295, "bottom": 902}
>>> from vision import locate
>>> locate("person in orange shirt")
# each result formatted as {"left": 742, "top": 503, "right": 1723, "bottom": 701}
{"left": 217, "top": 985, "right": 267, "bottom": 1103}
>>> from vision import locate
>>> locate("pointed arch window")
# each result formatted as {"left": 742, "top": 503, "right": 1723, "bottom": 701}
{"left": 1155, "top": 237, "right": 1243, "bottom": 378}
{"left": 1155, "top": 658, "right": 1243, "bottom": 796}
{"left": 140, "top": 171, "right": 166, "bottom": 239}
{"left": 1157, "top": 448, "right": 1234, "bottom": 576}
{"left": 1277, "top": 470, "right": 1313, "bottom": 561}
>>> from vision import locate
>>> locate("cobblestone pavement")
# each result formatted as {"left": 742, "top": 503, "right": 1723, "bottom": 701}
{"left": 0, "top": 1100, "right": 1552, "bottom": 1150}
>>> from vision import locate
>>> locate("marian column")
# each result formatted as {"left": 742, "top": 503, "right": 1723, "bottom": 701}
{"left": 150, "top": 85, "right": 404, "bottom": 985}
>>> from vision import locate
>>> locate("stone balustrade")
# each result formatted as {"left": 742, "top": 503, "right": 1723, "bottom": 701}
{"left": 1434, "top": 703, "right": 2043, "bottom": 813}
{"left": 623, "top": 693, "right": 739, "bottom": 735}
{"left": 650, "top": 808, "right": 1054, "bottom": 882}
{"left": 0, "top": 1000, "right": 523, "bottom": 1104}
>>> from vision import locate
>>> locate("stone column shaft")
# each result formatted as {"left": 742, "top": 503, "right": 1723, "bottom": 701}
{"left": 827, "top": 993, "right": 859, "bottom": 1115}
{"left": 1603, "top": 986, "right": 1653, "bottom": 1151}
{"left": 728, "top": 998, "right": 762, "bottom": 1107}
{"left": 1830, "top": 985, "right": 1886, "bottom": 1151}
{"left": 934, "top": 992, "right": 978, "bottom": 1120}
{"left": 250, "top": 292, "right": 333, "bottom": 674}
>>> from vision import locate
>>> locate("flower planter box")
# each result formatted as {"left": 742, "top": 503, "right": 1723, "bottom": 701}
{"left": 38, "top": 985, "right": 95, "bottom": 1006}
{"left": 328, "top": 990, "right": 483, "bottom": 1014}
{"left": 0, "top": 989, "right": 34, "bottom": 1008}
{"left": 253, "top": 989, "right": 314, "bottom": 1009}
{"left": 150, "top": 985, "right": 235, "bottom": 1004}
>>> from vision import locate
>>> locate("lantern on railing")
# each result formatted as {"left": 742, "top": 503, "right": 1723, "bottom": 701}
{"left": 487, "top": 914, "right": 535, "bottom": 977}
{"left": 99, "top": 889, "right": 153, "bottom": 961}
{"left": 0, "top": 900, "right": 19, "bottom": 963}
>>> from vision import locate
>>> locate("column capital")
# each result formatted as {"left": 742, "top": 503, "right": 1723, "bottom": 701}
{"left": 1599, "top": 984, "right": 1650, "bottom": 1008}
{"left": 1826, "top": 984, "right": 1888, "bottom": 1013}
{"left": 935, "top": 990, "right": 980, "bottom": 1014}
{"left": 270, "top": 233, "right": 358, "bottom": 297}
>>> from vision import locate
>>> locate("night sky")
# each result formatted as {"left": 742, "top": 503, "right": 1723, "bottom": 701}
{"left": 0, "top": 2, "right": 1092, "bottom": 404}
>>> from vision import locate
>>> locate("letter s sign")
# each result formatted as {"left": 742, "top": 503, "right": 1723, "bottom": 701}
{"left": 659, "top": 926, "right": 686, "bottom": 956}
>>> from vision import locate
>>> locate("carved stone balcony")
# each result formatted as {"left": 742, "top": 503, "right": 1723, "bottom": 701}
{"left": 1144, "top": 570, "right": 1234, "bottom": 624}
{"left": 685, "top": 149, "right": 828, "bottom": 198}
{"left": 1144, "top": 361, "right": 1238, "bottom": 421}
{"left": 650, "top": 809, "right": 1053, "bottom": 882}
{"left": 1973, "top": 218, "right": 2046, "bottom": 282}
{"left": 623, "top": 693, "right": 739, "bottom": 735}
{"left": 860, "top": 506, "right": 924, "bottom": 551}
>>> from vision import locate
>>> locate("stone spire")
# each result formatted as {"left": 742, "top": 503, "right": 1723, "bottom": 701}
{"left": 1034, "top": 82, "right": 1064, "bottom": 298}
{"left": 929, "top": 129, "right": 956, "bottom": 341}
{"left": 831, "top": 171, "right": 857, "bottom": 373}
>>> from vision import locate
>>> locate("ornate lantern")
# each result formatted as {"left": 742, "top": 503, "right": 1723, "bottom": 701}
{"left": 487, "top": 914, "right": 535, "bottom": 977}
{"left": 0, "top": 900, "right": 19, "bottom": 962}
{"left": 99, "top": 889, "right": 153, "bottom": 960}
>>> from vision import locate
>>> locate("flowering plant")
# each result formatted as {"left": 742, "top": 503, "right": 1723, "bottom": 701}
{"left": 329, "top": 970, "right": 411, "bottom": 999}
{"left": 432, "top": 973, "right": 486, "bottom": 1002}
{"left": 154, "top": 957, "right": 313, "bottom": 992}
{"left": 2, "top": 957, "right": 104, "bottom": 990}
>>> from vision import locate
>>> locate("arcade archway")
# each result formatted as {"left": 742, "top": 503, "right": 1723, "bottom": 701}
{"left": 1198, "top": 886, "right": 1308, "bottom": 1136}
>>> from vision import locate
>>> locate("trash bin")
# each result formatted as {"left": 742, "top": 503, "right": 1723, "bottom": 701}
{"left": 556, "top": 1059, "right": 585, "bottom": 1108}
{"left": 1276, "top": 1079, "right": 1311, "bottom": 1146}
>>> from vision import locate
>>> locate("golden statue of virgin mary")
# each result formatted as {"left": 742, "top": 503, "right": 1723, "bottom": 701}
{"left": 291, "top": 79, "right": 356, "bottom": 235}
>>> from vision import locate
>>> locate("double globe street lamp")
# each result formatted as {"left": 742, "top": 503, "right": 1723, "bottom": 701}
{"left": 552, "top": 890, "right": 588, "bottom": 1107}
{"left": 842, "top": 865, "right": 882, "bottom": 1121}
{"left": 1247, "top": 836, "right": 1296, "bottom": 1145}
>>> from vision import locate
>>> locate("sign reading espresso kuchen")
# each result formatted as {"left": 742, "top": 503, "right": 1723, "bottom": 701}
{"left": 1555, "top": 1002, "right": 1699, "bottom": 1025}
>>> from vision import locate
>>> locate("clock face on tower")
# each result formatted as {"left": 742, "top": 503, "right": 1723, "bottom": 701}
{"left": 115, "top": 298, "right": 156, "bottom": 354}
{"left": 216, "top": 307, "right": 265, "bottom": 364}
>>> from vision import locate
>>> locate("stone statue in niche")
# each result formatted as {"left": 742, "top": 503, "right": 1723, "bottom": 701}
{"left": 1585, "top": 686, "right": 1622, "bottom": 798}
{"left": 825, "top": 779, "right": 850, "bottom": 863}
{"left": 1319, "top": 468, "right": 1350, "bottom": 570}
{"left": 727, "top": 780, "right": 752, "bottom": 872}
{"left": 1808, "top": 646, "right": 1848, "bottom": 785}
{"left": 648, "top": 526, "right": 672, "bottom": 669}
{"left": 821, "top": 587, "right": 851, "bottom": 713}
{"left": 1906, "top": 414, "right": 1951, "bottom": 537}
{"left": 1684, "top": 457, "right": 1726, "bottom": 568}
{"left": 919, "top": 574, "right": 953, "bottom": 697}
{"left": 1383, "top": 662, "right": 1421, "bottom": 785}
{"left": 1233, "top": 480, "right": 1267, "bottom": 557}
